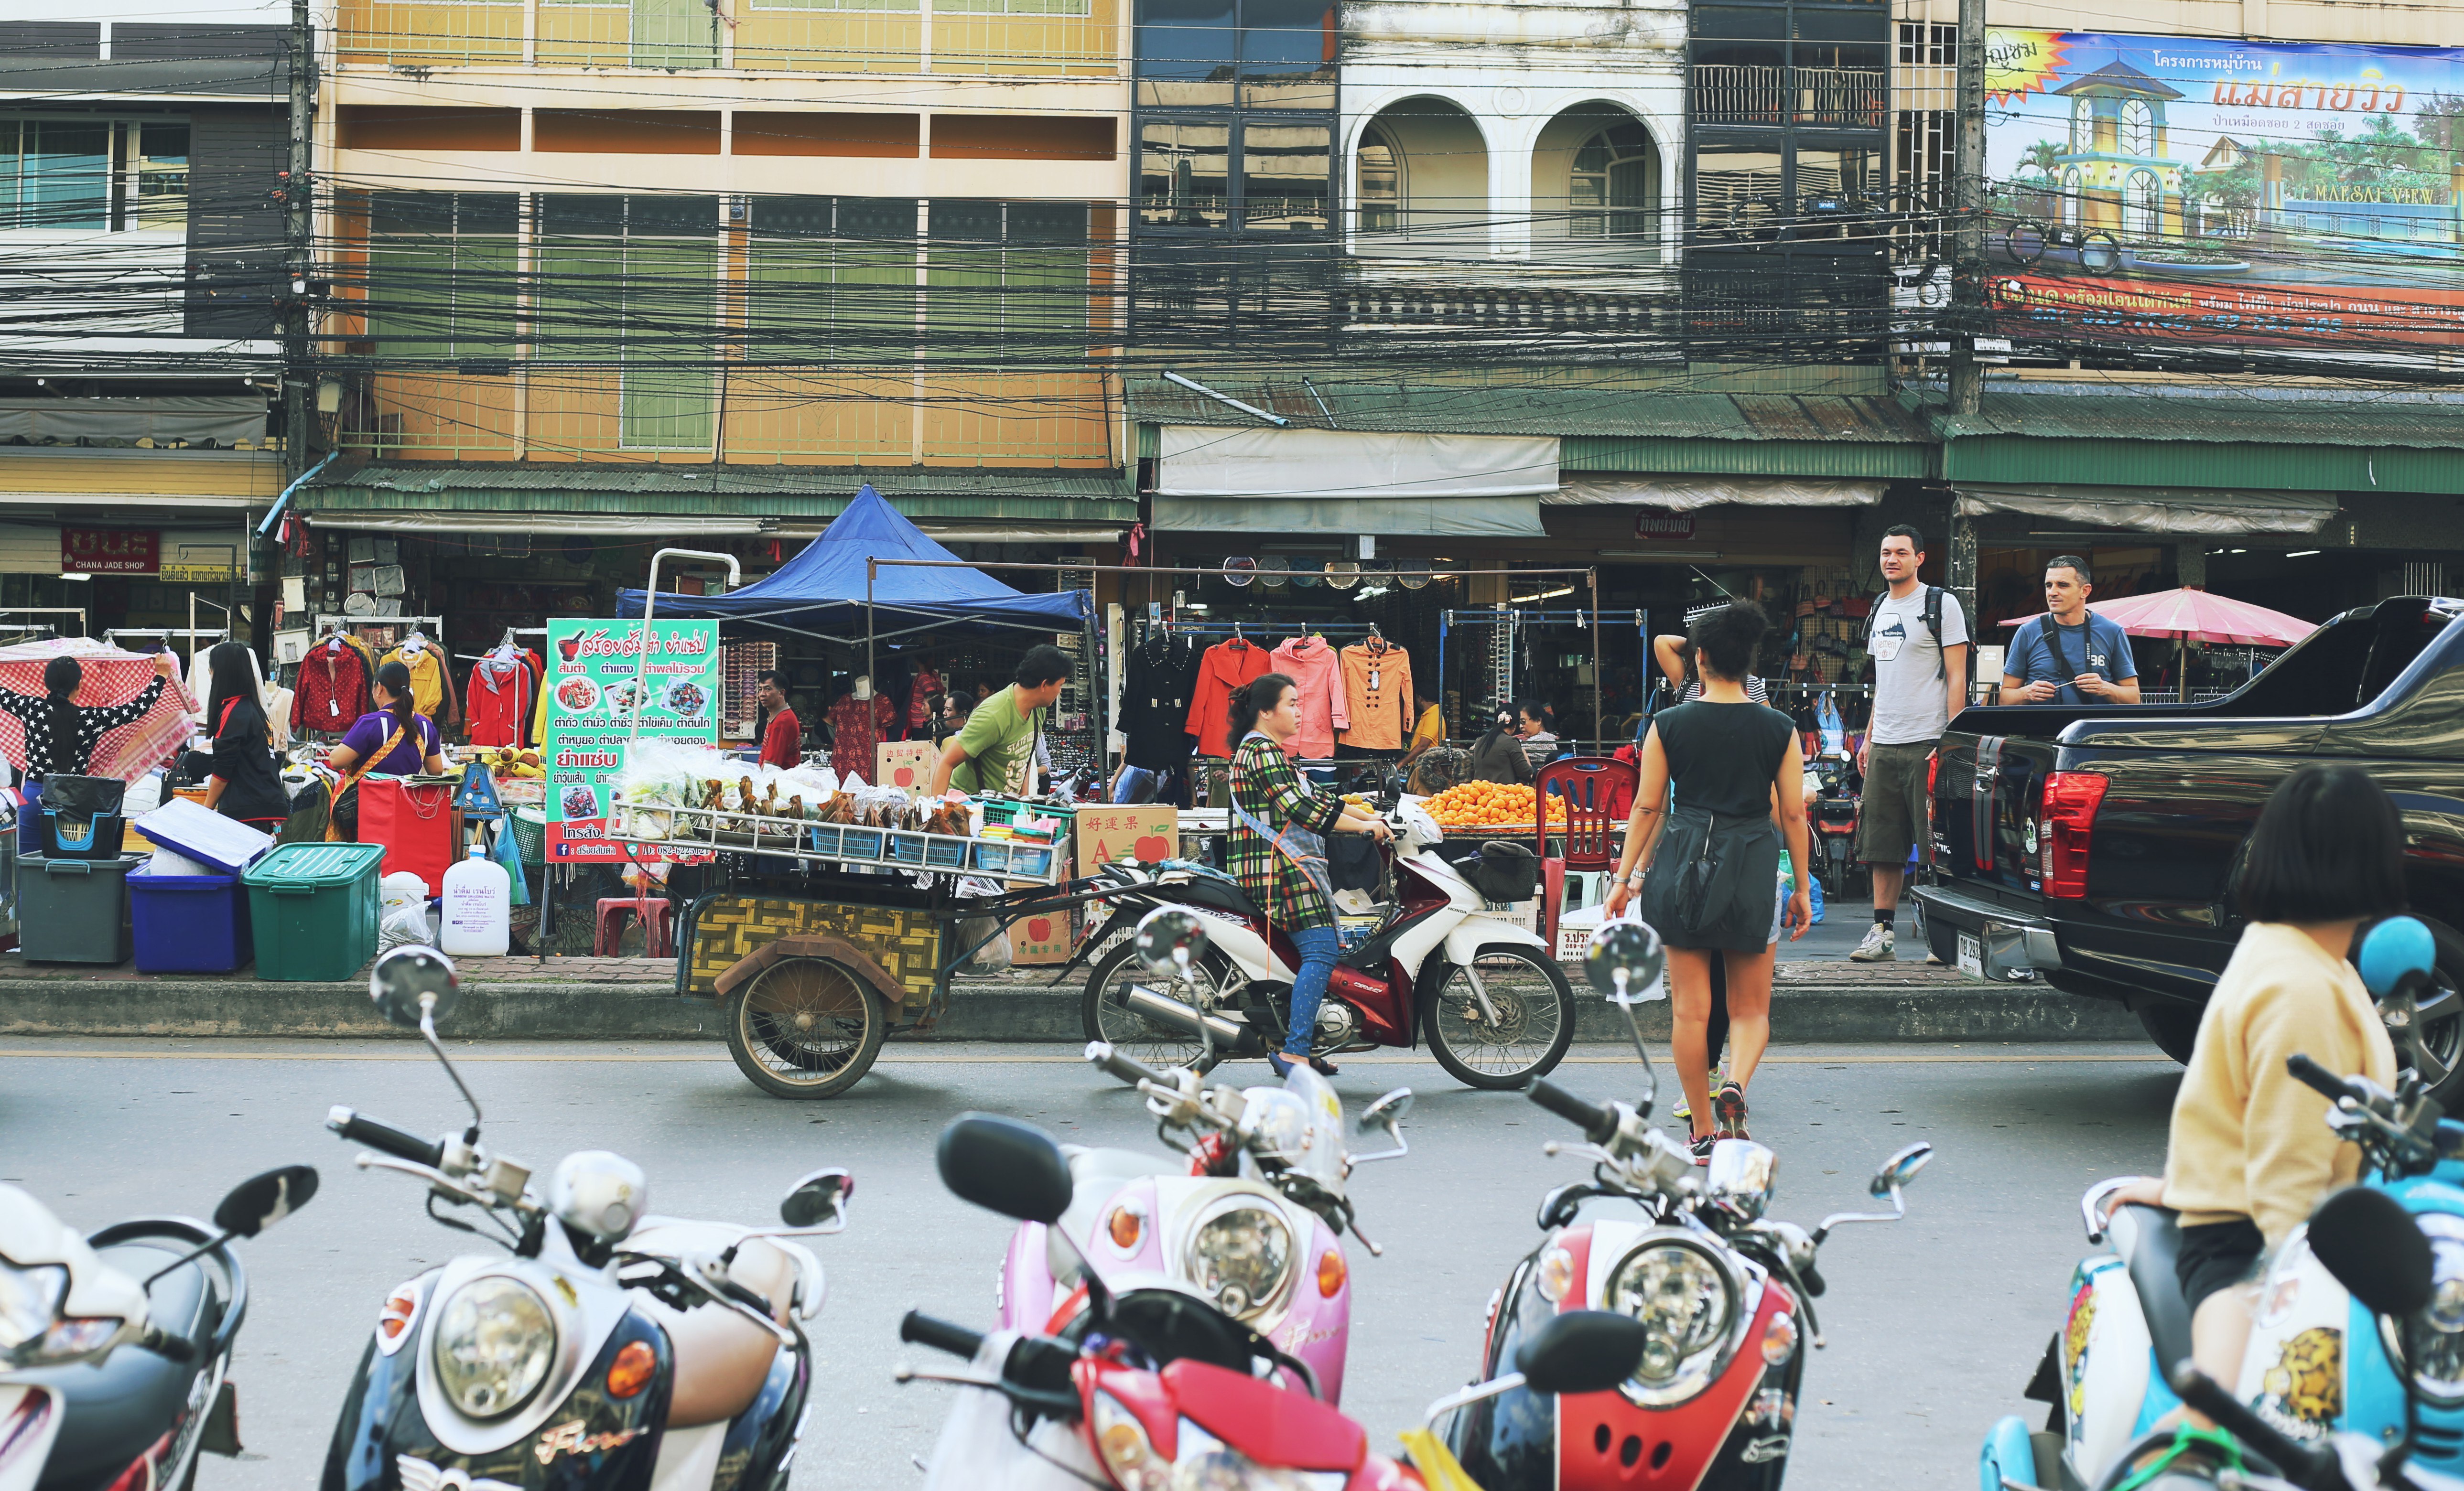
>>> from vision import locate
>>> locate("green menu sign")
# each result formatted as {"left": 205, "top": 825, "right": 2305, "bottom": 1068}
{"left": 544, "top": 618, "right": 721, "bottom": 860}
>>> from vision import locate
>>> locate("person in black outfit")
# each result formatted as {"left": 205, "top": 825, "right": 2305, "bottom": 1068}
{"left": 1603, "top": 601, "right": 1813, "bottom": 1159}
{"left": 0, "top": 652, "right": 174, "bottom": 780}
{"left": 201, "top": 642, "right": 290, "bottom": 832}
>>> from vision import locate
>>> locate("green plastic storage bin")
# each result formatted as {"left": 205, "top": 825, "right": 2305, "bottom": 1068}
{"left": 243, "top": 842, "right": 388, "bottom": 982}
{"left": 17, "top": 852, "right": 139, "bottom": 964}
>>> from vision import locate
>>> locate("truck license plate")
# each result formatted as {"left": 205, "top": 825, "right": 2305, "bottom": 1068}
{"left": 1956, "top": 932, "right": 1984, "bottom": 980}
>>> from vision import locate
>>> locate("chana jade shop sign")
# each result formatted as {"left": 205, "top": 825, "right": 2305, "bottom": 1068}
{"left": 1983, "top": 31, "right": 2464, "bottom": 360}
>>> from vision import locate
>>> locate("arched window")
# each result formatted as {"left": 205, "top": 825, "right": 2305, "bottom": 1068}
{"left": 2123, "top": 169, "right": 2160, "bottom": 236}
{"left": 2120, "top": 100, "right": 2154, "bottom": 157}
{"left": 2069, "top": 97, "right": 2090, "bottom": 153}
{"left": 1357, "top": 125, "right": 1402, "bottom": 233}
{"left": 2061, "top": 167, "right": 2082, "bottom": 226}
{"left": 1569, "top": 120, "right": 1656, "bottom": 238}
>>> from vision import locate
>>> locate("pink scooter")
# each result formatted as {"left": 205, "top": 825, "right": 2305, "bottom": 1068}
{"left": 991, "top": 1010, "right": 1411, "bottom": 1407}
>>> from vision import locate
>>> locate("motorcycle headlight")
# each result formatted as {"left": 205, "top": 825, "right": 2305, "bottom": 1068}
{"left": 0, "top": 1262, "right": 66, "bottom": 1352}
{"left": 1604, "top": 1238, "right": 1740, "bottom": 1405}
{"left": 1092, "top": 1392, "right": 1168, "bottom": 1491}
{"left": 1186, "top": 1204, "right": 1294, "bottom": 1321}
{"left": 2402, "top": 1215, "right": 2464, "bottom": 1405}
{"left": 432, "top": 1276, "right": 557, "bottom": 1419}
{"left": 1167, "top": 1421, "right": 1346, "bottom": 1491}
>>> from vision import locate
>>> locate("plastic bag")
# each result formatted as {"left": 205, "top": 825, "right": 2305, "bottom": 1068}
{"left": 489, "top": 822, "right": 530, "bottom": 908}
{"left": 378, "top": 901, "right": 432, "bottom": 953}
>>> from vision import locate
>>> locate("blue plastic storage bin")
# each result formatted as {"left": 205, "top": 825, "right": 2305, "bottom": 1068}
{"left": 130, "top": 860, "right": 252, "bottom": 973}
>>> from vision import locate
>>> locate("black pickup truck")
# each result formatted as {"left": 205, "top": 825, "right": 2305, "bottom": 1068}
{"left": 1913, "top": 595, "right": 2464, "bottom": 1101}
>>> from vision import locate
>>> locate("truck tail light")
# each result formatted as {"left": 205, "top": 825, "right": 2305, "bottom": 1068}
{"left": 1927, "top": 750, "right": 1939, "bottom": 797}
{"left": 2041, "top": 772, "right": 2108, "bottom": 898}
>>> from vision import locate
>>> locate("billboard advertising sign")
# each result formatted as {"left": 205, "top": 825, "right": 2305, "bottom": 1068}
{"left": 544, "top": 619, "right": 720, "bottom": 861}
{"left": 1984, "top": 31, "right": 2464, "bottom": 358}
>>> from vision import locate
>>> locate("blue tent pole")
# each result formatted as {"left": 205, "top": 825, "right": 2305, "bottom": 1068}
{"left": 1437, "top": 610, "right": 1449, "bottom": 742}
{"left": 866, "top": 557, "right": 875, "bottom": 688}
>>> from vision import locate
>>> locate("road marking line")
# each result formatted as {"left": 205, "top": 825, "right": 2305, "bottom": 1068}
{"left": 0, "top": 1047, "right": 2177, "bottom": 1066}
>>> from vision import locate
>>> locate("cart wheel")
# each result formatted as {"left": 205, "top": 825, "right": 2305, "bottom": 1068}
{"left": 724, "top": 957, "right": 887, "bottom": 1100}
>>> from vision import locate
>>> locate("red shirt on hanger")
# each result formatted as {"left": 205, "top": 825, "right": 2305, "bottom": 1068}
{"left": 1184, "top": 639, "right": 1273, "bottom": 760}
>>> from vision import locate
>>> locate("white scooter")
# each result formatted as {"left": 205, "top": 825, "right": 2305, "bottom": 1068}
{"left": 1075, "top": 803, "right": 1578, "bottom": 1090}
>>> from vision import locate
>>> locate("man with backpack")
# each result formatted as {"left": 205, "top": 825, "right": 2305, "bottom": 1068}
{"left": 1852, "top": 525, "right": 1970, "bottom": 962}
{"left": 1998, "top": 555, "right": 2141, "bottom": 706}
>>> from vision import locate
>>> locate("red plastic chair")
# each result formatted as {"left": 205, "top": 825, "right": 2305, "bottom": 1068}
{"left": 1534, "top": 756, "right": 1639, "bottom": 948}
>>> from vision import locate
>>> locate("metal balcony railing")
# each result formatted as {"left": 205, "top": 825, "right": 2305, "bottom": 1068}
{"left": 1692, "top": 65, "right": 1886, "bottom": 128}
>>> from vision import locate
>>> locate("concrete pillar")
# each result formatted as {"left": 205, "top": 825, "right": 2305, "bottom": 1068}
{"left": 2176, "top": 544, "right": 2207, "bottom": 589}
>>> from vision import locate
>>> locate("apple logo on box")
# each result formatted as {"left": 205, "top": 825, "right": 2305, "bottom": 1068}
{"left": 893, "top": 766, "right": 916, "bottom": 787}
{"left": 1133, "top": 834, "right": 1171, "bottom": 862}
{"left": 1026, "top": 917, "right": 1054, "bottom": 942}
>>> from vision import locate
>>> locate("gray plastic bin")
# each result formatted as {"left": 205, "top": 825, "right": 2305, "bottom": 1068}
{"left": 17, "top": 852, "right": 139, "bottom": 964}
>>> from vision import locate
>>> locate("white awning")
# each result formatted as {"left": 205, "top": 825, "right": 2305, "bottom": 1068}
{"left": 1955, "top": 484, "right": 2337, "bottom": 536}
{"left": 1548, "top": 475, "right": 1887, "bottom": 511}
{"left": 310, "top": 511, "right": 766, "bottom": 536}
{"left": 1157, "top": 425, "right": 1559, "bottom": 500}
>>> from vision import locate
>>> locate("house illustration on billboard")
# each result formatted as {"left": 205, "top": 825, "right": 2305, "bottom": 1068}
{"left": 2051, "top": 57, "right": 2186, "bottom": 236}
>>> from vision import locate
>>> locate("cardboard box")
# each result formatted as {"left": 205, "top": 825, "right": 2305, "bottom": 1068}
{"left": 1005, "top": 894, "right": 1074, "bottom": 965}
{"left": 1076, "top": 805, "right": 1180, "bottom": 877}
{"left": 876, "top": 740, "right": 940, "bottom": 794}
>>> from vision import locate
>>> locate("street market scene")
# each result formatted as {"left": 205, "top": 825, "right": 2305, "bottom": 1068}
{"left": 6, "top": 0, "right": 2464, "bottom": 1481}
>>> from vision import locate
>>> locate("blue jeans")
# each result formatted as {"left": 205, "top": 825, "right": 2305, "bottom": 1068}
{"left": 1286, "top": 924, "right": 1341, "bottom": 1058}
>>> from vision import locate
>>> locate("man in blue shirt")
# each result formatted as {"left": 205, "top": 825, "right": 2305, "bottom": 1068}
{"left": 1998, "top": 555, "right": 2143, "bottom": 706}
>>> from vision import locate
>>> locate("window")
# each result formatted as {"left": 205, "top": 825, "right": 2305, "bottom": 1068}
{"left": 1240, "top": 122, "right": 1329, "bottom": 230}
{"left": 2061, "top": 167, "right": 2082, "bottom": 225}
{"left": 534, "top": 195, "right": 719, "bottom": 450}
{"left": 1569, "top": 122, "right": 1655, "bottom": 238}
{"left": 1132, "top": 0, "right": 1336, "bottom": 240}
{"left": 2120, "top": 100, "right": 2153, "bottom": 158}
{"left": 747, "top": 196, "right": 918, "bottom": 364}
{"left": 363, "top": 192, "right": 518, "bottom": 364}
{"left": 937, "top": 0, "right": 1090, "bottom": 17}
{"left": 1695, "top": 149, "right": 1783, "bottom": 236}
{"left": 1794, "top": 146, "right": 1877, "bottom": 204}
{"left": 1136, "top": 0, "right": 1236, "bottom": 109}
{"left": 924, "top": 200, "right": 1090, "bottom": 364}
{"left": 1894, "top": 109, "right": 1949, "bottom": 208}
{"left": 1356, "top": 124, "right": 1401, "bottom": 232}
{"left": 1138, "top": 120, "right": 1232, "bottom": 228}
{"left": 2123, "top": 169, "right": 2160, "bottom": 237}
{"left": 1237, "top": 0, "right": 1332, "bottom": 109}
{"left": 0, "top": 119, "right": 183, "bottom": 232}
{"left": 2069, "top": 97, "right": 2090, "bottom": 153}
{"left": 1894, "top": 21, "right": 1953, "bottom": 64}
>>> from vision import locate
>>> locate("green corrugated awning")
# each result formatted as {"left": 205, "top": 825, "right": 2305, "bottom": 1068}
{"left": 1932, "top": 392, "right": 2464, "bottom": 495}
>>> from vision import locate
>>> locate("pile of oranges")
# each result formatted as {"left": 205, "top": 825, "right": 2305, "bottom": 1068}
{"left": 1423, "top": 781, "right": 1567, "bottom": 829}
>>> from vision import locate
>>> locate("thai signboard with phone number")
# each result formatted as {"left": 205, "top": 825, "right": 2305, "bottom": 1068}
{"left": 544, "top": 618, "right": 721, "bottom": 860}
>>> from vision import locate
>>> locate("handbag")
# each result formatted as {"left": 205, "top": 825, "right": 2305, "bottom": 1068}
{"left": 359, "top": 778, "right": 456, "bottom": 890}
{"left": 324, "top": 723, "right": 406, "bottom": 842}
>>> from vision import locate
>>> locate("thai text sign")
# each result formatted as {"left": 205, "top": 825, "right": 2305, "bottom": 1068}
{"left": 544, "top": 619, "right": 721, "bottom": 860}
{"left": 61, "top": 528, "right": 156, "bottom": 574}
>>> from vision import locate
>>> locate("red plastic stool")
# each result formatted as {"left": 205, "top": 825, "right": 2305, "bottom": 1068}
{"left": 594, "top": 898, "right": 674, "bottom": 958}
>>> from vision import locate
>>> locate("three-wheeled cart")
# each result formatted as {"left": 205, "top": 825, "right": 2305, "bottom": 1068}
{"left": 611, "top": 800, "right": 1092, "bottom": 1097}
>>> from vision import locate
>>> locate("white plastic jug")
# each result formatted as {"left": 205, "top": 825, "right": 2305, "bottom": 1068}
{"left": 440, "top": 844, "right": 510, "bottom": 956}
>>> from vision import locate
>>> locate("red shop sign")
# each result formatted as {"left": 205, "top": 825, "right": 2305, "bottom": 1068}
{"left": 1632, "top": 510, "right": 1695, "bottom": 541}
{"left": 60, "top": 528, "right": 158, "bottom": 574}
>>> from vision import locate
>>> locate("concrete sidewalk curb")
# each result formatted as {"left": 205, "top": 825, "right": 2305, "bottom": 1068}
{"left": 0, "top": 978, "right": 2148, "bottom": 1045}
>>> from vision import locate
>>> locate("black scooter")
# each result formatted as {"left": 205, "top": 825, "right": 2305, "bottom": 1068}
{"left": 320, "top": 947, "right": 851, "bottom": 1491}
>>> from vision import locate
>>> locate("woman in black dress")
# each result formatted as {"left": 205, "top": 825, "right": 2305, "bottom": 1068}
{"left": 1603, "top": 601, "right": 1812, "bottom": 1158}
{"left": 201, "top": 642, "right": 291, "bottom": 832}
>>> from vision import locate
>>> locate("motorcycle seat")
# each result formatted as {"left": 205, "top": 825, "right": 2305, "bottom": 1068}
{"left": 2112, "top": 1203, "right": 2196, "bottom": 1378}
{"left": 1171, "top": 876, "right": 1264, "bottom": 925}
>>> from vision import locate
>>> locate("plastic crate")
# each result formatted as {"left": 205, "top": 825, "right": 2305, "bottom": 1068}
{"left": 243, "top": 841, "right": 387, "bottom": 982}
{"left": 17, "top": 852, "right": 139, "bottom": 964}
{"left": 130, "top": 861, "right": 252, "bottom": 973}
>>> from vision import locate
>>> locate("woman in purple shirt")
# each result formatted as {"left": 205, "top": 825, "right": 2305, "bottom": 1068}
{"left": 324, "top": 660, "right": 447, "bottom": 837}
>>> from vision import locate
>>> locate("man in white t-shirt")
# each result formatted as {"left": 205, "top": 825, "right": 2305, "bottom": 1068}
{"left": 1852, "top": 525, "right": 1969, "bottom": 961}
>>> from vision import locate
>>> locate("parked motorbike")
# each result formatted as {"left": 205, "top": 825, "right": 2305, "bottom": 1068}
{"left": 1805, "top": 757, "right": 1861, "bottom": 900}
{"left": 1450, "top": 920, "right": 1932, "bottom": 1491}
{"left": 997, "top": 911, "right": 1410, "bottom": 1405}
{"left": 319, "top": 946, "right": 851, "bottom": 1491}
{"left": 1980, "top": 914, "right": 2464, "bottom": 1491}
{"left": 1, "top": 1166, "right": 315, "bottom": 1491}
{"left": 1071, "top": 801, "right": 1577, "bottom": 1090}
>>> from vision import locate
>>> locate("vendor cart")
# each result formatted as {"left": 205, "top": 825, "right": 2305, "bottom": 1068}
{"left": 609, "top": 798, "right": 1092, "bottom": 1098}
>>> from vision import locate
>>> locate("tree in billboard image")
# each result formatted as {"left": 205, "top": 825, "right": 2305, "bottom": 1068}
{"left": 1981, "top": 30, "right": 2464, "bottom": 364}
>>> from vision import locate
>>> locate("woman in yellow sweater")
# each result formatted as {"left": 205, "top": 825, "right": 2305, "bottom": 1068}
{"left": 2110, "top": 762, "right": 2402, "bottom": 1391}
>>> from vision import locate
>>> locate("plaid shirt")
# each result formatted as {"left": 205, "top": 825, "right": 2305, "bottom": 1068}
{"left": 1226, "top": 732, "right": 1346, "bottom": 931}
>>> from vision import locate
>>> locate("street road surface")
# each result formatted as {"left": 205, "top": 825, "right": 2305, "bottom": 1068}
{"left": 0, "top": 1039, "right": 2176, "bottom": 1489}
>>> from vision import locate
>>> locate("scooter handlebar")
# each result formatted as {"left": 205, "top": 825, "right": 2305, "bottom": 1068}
{"left": 326, "top": 1105, "right": 445, "bottom": 1169}
{"left": 901, "top": 1310, "right": 987, "bottom": 1362}
{"left": 1085, "top": 1041, "right": 1168, "bottom": 1091}
{"left": 1526, "top": 1079, "right": 1619, "bottom": 1147}
{"left": 2166, "top": 1360, "right": 2345, "bottom": 1491}
{"left": 2285, "top": 1055, "right": 2366, "bottom": 1107}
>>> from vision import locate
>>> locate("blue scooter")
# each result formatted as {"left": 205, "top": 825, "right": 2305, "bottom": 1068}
{"left": 1981, "top": 916, "right": 2464, "bottom": 1491}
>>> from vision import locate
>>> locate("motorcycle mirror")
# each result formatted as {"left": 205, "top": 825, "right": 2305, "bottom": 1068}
{"left": 937, "top": 1113, "right": 1073, "bottom": 1226}
{"left": 1584, "top": 922, "right": 1664, "bottom": 1000}
{"left": 1133, "top": 907, "right": 1208, "bottom": 980}
{"left": 1513, "top": 1311, "right": 1647, "bottom": 1397}
{"left": 1358, "top": 1088, "right": 1414, "bottom": 1135}
{"left": 212, "top": 1164, "right": 320, "bottom": 1239}
{"left": 2307, "top": 1185, "right": 2433, "bottom": 1319}
{"left": 1705, "top": 1140, "right": 1779, "bottom": 1222}
{"left": 1869, "top": 1142, "right": 1934, "bottom": 1199}
{"left": 370, "top": 945, "right": 460, "bottom": 1030}
{"left": 2358, "top": 916, "right": 2438, "bottom": 1000}
{"left": 780, "top": 1168, "right": 854, "bottom": 1228}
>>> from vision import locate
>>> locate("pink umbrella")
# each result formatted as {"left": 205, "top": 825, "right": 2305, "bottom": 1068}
{"left": 1998, "top": 588, "right": 2318, "bottom": 701}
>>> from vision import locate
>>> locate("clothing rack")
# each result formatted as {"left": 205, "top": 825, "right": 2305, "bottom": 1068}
{"left": 0, "top": 608, "right": 86, "bottom": 638}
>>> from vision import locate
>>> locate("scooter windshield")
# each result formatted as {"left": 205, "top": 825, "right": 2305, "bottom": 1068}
{"left": 1241, "top": 1067, "right": 1349, "bottom": 1199}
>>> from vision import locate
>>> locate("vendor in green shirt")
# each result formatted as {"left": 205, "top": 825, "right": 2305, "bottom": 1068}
{"left": 931, "top": 644, "right": 1072, "bottom": 797}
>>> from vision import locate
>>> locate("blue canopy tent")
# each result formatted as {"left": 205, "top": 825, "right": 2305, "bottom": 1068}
{"left": 616, "top": 486, "right": 1091, "bottom": 659}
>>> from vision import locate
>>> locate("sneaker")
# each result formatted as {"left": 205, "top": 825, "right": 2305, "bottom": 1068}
{"left": 1688, "top": 1133, "right": 1720, "bottom": 1166}
{"left": 1713, "top": 1082, "right": 1750, "bottom": 1141}
{"left": 1672, "top": 1067, "right": 1721, "bottom": 1123}
{"left": 1850, "top": 924, "right": 1896, "bottom": 962}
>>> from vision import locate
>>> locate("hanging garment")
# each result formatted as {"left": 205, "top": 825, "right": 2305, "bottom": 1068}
{"left": 1120, "top": 634, "right": 1202, "bottom": 772}
{"left": 466, "top": 654, "right": 536, "bottom": 747}
{"left": 381, "top": 641, "right": 453, "bottom": 725}
{"left": 906, "top": 665, "right": 946, "bottom": 737}
{"left": 1268, "top": 635, "right": 1348, "bottom": 761}
{"left": 1337, "top": 643, "right": 1412, "bottom": 752}
{"left": 292, "top": 639, "right": 371, "bottom": 736}
{"left": 0, "top": 639, "right": 195, "bottom": 782}
{"left": 1183, "top": 638, "right": 1273, "bottom": 761}
{"left": 827, "top": 691, "right": 897, "bottom": 783}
